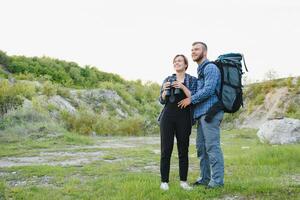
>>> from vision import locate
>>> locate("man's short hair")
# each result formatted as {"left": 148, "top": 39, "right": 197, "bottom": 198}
{"left": 192, "top": 41, "right": 207, "bottom": 51}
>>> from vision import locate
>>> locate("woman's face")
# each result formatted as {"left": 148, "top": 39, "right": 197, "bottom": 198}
{"left": 173, "top": 56, "right": 187, "bottom": 72}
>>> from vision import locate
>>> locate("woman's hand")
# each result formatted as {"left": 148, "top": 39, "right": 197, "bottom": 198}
{"left": 172, "top": 81, "right": 184, "bottom": 89}
{"left": 163, "top": 82, "right": 171, "bottom": 90}
{"left": 161, "top": 81, "right": 171, "bottom": 100}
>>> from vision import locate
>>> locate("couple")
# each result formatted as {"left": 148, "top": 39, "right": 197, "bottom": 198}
{"left": 158, "top": 42, "right": 224, "bottom": 191}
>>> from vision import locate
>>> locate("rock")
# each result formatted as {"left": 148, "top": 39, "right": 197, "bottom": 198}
{"left": 22, "top": 99, "right": 33, "bottom": 109}
{"left": 292, "top": 77, "right": 299, "bottom": 85}
{"left": 48, "top": 95, "right": 76, "bottom": 114}
{"left": 69, "top": 88, "right": 130, "bottom": 117}
{"left": 240, "top": 87, "right": 289, "bottom": 129}
{"left": 8, "top": 76, "right": 16, "bottom": 83}
{"left": 257, "top": 118, "right": 300, "bottom": 144}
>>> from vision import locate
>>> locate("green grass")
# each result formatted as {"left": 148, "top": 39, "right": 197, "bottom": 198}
{"left": 0, "top": 129, "right": 299, "bottom": 199}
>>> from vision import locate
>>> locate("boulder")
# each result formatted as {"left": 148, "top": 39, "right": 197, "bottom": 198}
{"left": 257, "top": 118, "right": 300, "bottom": 144}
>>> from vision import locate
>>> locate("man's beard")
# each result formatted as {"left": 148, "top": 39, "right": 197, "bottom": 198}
{"left": 193, "top": 52, "right": 204, "bottom": 62}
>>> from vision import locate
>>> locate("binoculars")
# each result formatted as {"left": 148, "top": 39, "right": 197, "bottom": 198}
{"left": 165, "top": 74, "right": 181, "bottom": 103}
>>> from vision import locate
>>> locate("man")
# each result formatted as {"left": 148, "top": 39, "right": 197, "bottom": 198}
{"left": 178, "top": 42, "right": 224, "bottom": 189}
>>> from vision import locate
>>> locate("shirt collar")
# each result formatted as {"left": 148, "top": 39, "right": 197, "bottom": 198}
{"left": 197, "top": 59, "right": 209, "bottom": 75}
{"left": 198, "top": 59, "right": 209, "bottom": 68}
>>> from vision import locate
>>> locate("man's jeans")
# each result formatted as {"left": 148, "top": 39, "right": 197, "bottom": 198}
{"left": 196, "top": 111, "right": 224, "bottom": 186}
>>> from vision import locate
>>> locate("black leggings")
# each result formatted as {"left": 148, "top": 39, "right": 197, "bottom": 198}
{"left": 160, "top": 113, "right": 191, "bottom": 183}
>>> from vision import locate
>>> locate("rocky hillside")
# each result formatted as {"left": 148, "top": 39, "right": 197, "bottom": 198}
{"left": 1, "top": 50, "right": 300, "bottom": 136}
{"left": 223, "top": 77, "right": 300, "bottom": 129}
{"left": 0, "top": 50, "right": 161, "bottom": 136}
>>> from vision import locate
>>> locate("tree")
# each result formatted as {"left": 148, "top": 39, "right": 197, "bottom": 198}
{"left": 0, "top": 50, "right": 10, "bottom": 66}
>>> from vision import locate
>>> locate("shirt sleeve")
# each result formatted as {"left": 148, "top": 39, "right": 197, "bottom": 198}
{"left": 191, "top": 64, "right": 220, "bottom": 105}
{"left": 189, "top": 76, "right": 198, "bottom": 96}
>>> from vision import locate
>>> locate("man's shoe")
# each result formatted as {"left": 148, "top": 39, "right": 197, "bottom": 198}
{"left": 160, "top": 182, "right": 169, "bottom": 191}
{"left": 205, "top": 184, "right": 224, "bottom": 189}
{"left": 192, "top": 180, "right": 209, "bottom": 187}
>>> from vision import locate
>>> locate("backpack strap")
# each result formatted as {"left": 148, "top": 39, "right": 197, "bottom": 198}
{"left": 241, "top": 54, "right": 248, "bottom": 72}
{"left": 198, "top": 62, "right": 213, "bottom": 79}
{"left": 198, "top": 62, "right": 221, "bottom": 100}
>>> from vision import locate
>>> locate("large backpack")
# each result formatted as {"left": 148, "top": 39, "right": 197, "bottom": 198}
{"left": 202, "top": 53, "right": 248, "bottom": 113}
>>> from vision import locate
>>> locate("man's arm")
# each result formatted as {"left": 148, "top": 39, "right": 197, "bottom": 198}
{"left": 178, "top": 64, "right": 220, "bottom": 108}
{"left": 191, "top": 64, "right": 220, "bottom": 105}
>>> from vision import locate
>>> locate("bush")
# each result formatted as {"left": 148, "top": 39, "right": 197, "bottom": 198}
{"left": 13, "top": 72, "right": 36, "bottom": 81}
{"left": 0, "top": 68, "right": 8, "bottom": 79}
{"left": 13, "top": 82, "right": 36, "bottom": 99}
{"left": 0, "top": 105, "right": 48, "bottom": 130}
{"left": 0, "top": 50, "right": 10, "bottom": 66}
{"left": 60, "top": 109, "right": 97, "bottom": 135}
{"left": 6, "top": 55, "right": 125, "bottom": 88}
{"left": 57, "top": 87, "right": 71, "bottom": 98}
{"left": 60, "top": 107, "right": 154, "bottom": 136}
{"left": 117, "top": 116, "right": 145, "bottom": 136}
{"left": 42, "top": 81, "right": 57, "bottom": 97}
{"left": 0, "top": 80, "right": 36, "bottom": 116}
{"left": 253, "top": 93, "right": 265, "bottom": 105}
{"left": 285, "top": 102, "right": 300, "bottom": 119}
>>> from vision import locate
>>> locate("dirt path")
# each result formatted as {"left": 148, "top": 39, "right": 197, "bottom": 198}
{"left": 0, "top": 136, "right": 168, "bottom": 167}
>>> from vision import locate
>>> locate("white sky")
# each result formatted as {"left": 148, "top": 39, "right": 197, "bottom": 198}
{"left": 1, "top": 0, "right": 300, "bottom": 84}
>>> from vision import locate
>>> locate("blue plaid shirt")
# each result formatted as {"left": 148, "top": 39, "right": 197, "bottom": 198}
{"left": 191, "top": 59, "right": 221, "bottom": 119}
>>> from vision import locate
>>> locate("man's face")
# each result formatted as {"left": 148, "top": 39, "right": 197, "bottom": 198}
{"left": 191, "top": 44, "right": 205, "bottom": 62}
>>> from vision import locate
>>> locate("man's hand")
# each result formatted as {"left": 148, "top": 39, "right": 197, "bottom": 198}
{"left": 178, "top": 97, "right": 191, "bottom": 109}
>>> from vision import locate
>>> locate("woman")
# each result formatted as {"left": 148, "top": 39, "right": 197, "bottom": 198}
{"left": 158, "top": 54, "right": 197, "bottom": 191}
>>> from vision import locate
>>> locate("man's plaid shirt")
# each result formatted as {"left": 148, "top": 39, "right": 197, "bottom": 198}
{"left": 191, "top": 59, "right": 221, "bottom": 119}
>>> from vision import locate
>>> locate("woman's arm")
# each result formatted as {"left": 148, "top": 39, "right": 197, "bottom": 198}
{"left": 159, "top": 77, "right": 170, "bottom": 104}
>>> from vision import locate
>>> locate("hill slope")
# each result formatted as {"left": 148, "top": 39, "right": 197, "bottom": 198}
{"left": 1, "top": 50, "right": 300, "bottom": 135}
{"left": 223, "top": 77, "right": 300, "bottom": 129}
{"left": 0, "top": 50, "right": 161, "bottom": 136}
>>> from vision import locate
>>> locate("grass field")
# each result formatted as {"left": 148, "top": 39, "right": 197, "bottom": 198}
{"left": 0, "top": 129, "right": 299, "bottom": 200}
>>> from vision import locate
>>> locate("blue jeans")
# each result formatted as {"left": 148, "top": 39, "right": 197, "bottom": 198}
{"left": 196, "top": 111, "right": 224, "bottom": 186}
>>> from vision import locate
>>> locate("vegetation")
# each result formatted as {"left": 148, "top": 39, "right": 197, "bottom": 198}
{"left": 0, "top": 80, "right": 36, "bottom": 116}
{"left": 2, "top": 50, "right": 125, "bottom": 88}
{"left": 0, "top": 129, "right": 299, "bottom": 199}
{"left": 238, "top": 77, "right": 300, "bottom": 116}
{"left": 0, "top": 50, "right": 161, "bottom": 136}
{"left": 2, "top": 49, "right": 300, "bottom": 135}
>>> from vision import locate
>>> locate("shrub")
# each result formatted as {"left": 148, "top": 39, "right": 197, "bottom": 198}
{"left": 285, "top": 102, "right": 300, "bottom": 119}
{"left": 57, "top": 87, "right": 71, "bottom": 98}
{"left": 60, "top": 109, "right": 97, "bottom": 135}
{"left": 253, "top": 93, "right": 265, "bottom": 105}
{"left": 42, "top": 81, "right": 57, "bottom": 97}
{"left": 13, "top": 72, "right": 36, "bottom": 81}
{"left": 0, "top": 50, "right": 10, "bottom": 66}
{"left": 117, "top": 116, "right": 145, "bottom": 136}
{"left": 0, "top": 80, "right": 36, "bottom": 116}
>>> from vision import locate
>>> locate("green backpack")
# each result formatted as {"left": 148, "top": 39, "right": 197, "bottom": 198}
{"left": 202, "top": 53, "right": 248, "bottom": 113}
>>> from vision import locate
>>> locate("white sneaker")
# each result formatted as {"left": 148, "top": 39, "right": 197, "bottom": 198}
{"left": 160, "top": 182, "right": 169, "bottom": 191}
{"left": 180, "top": 181, "right": 192, "bottom": 190}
